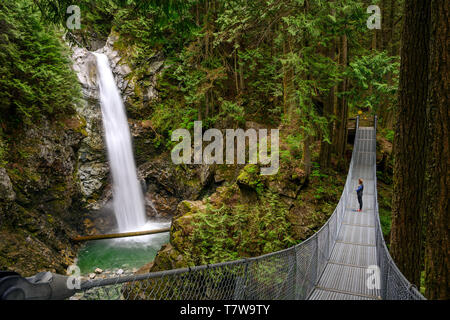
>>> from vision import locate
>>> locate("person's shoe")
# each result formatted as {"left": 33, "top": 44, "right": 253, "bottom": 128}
{"left": 357, "top": 209, "right": 361, "bottom": 212}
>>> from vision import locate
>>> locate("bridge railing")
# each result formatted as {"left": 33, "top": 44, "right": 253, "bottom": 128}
{"left": 371, "top": 116, "right": 425, "bottom": 300}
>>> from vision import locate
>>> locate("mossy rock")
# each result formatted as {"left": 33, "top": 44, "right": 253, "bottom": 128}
{"left": 214, "top": 164, "right": 239, "bottom": 183}
{"left": 236, "top": 164, "right": 264, "bottom": 193}
{"left": 171, "top": 201, "right": 207, "bottom": 252}
{"left": 176, "top": 200, "right": 205, "bottom": 217}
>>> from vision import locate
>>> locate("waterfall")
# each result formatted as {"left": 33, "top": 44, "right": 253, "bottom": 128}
{"left": 94, "top": 52, "right": 147, "bottom": 232}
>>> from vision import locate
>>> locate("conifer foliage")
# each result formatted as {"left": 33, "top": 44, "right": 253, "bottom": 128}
{"left": 0, "top": 0, "right": 80, "bottom": 125}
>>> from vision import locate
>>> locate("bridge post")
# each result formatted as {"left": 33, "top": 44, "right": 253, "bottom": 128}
{"left": 356, "top": 115, "right": 360, "bottom": 129}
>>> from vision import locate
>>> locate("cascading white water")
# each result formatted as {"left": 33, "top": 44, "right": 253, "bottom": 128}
{"left": 94, "top": 52, "right": 147, "bottom": 232}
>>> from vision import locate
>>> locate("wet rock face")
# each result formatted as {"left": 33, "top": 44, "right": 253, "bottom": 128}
{"left": 95, "top": 32, "right": 164, "bottom": 112}
{"left": 71, "top": 45, "right": 109, "bottom": 208}
{"left": 0, "top": 116, "right": 84, "bottom": 276}
{"left": 0, "top": 167, "right": 15, "bottom": 202}
{"left": 72, "top": 46, "right": 99, "bottom": 100}
{"left": 13, "top": 118, "right": 83, "bottom": 209}
{"left": 70, "top": 32, "right": 166, "bottom": 211}
{"left": 136, "top": 155, "right": 218, "bottom": 218}
{"left": 0, "top": 168, "right": 16, "bottom": 228}
{"left": 144, "top": 186, "right": 177, "bottom": 218}
{"left": 96, "top": 34, "right": 134, "bottom": 101}
{"left": 66, "top": 30, "right": 107, "bottom": 52}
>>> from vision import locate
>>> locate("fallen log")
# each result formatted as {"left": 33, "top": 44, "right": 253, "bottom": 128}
{"left": 72, "top": 227, "right": 171, "bottom": 242}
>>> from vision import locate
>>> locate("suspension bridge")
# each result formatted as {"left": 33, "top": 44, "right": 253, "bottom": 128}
{"left": 0, "top": 116, "right": 425, "bottom": 300}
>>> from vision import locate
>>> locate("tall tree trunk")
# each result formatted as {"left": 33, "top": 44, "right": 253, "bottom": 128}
{"left": 424, "top": 0, "right": 449, "bottom": 300}
{"left": 320, "top": 40, "right": 336, "bottom": 169}
{"left": 319, "top": 86, "right": 335, "bottom": 168}
{"left": 381, "top": 0, "right": 388, "bottom": 51}
{"left": 239, "top": 50, "right": 245, "bottom": 91}
{"left": 385, "top": 0, "right": 400, "bottom": 131}
{"left": 389, "top": 0, "right": 396, "bottom": 56}
{"left": 379, "top": 0, "right": 391, "bottom": 129}
{"left": 371, "top": 28, "right": 377, "bottom": 51}
{"left": 303, "top": 135, "right": 312, "bottom": 176}
{"left": 390, "top": 0, "right": 431, "bottom": 287}
{"left": 282, "top": 40, "right": 288, "bottom": 115}
{"left": 205, "top": 92, "right": 209, "bottom": 118}
{"left": 196, "top": 2, "right": 199, "bottom": 26}
{"left": 334, "top": 34, "right": 348, "bottom": 158}
{"left": 283, "top": 34, "right": 295, "bottom": 120}
{"left": 234, "top": 49, "right": 239, "bottom": 94}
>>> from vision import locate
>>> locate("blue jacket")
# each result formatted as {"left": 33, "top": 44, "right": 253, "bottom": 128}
{"left": 356, "top": 184, "right": 364, "bottom": 197}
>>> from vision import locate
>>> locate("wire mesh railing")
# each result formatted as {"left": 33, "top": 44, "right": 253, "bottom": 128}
{"left": 371, "top": 117, "right": 425, "bottom": 300}
{"left": 60, "top": 116, "right": 425, "bottom": 300}
{"left": 75, "top": 139, "right": 356, "bottom": 300}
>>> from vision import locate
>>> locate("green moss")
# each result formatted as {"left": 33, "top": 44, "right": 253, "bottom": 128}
{"left": 174, "top": 166, "right": 201, "bottom": 188}
{"left": 7, "top": 166, "right": 41, "bottom": 185}
{"left": 176, "top": 188, "right": 295, "bottom": 266}
{"left": 177, "top": 201, "right": 197, "bottom": 214}
{"left": 214, "top": 165, "right": 237, "bottom": 183}
{"left": 236, "top": 164, "right": 264, "bottom": 194}
{"left": 134, "top": 136, "right": 153, "bottom": 164}
{"left": 51, "top": 182, "right": 66, "bottom": 193}
{"left": 420, "top": 271, "right": 426, "bottom": 296}
{"left": 73, "top": 116, "right": 88, "bottom": 137}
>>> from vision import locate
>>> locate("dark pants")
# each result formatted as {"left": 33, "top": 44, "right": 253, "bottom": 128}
{"left": 357, "top": 194, "right": 363, "bottom": 210}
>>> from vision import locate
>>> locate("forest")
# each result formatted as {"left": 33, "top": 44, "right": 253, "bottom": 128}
{"left": 0, "top": 0, "right": 447, "bottom": 301}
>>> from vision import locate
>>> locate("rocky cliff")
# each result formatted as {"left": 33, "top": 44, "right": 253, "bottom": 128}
{"left": 0, "top": 117, "right": 85, "bottom": 275}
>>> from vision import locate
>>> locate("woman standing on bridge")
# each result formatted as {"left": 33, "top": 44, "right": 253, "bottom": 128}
{"left": 356, "top": 179, "right": 364, "bottom": 212}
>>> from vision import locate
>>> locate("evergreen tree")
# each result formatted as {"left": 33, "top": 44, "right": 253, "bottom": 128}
{"left": 424, "top": 0, "right": 449, "bottom": 300}
{"left": 0, "top": 0, "right": 80, "bottom": 126}
{"left": 390, "top": 0, "right": 430, "bottom": 287}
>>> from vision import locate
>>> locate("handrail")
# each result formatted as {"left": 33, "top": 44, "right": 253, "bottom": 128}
{"left": 371, "top": 114, "right": 424, "bottom": 300}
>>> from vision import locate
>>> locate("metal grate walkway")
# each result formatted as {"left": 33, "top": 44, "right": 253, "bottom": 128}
{"left": 309, "top": 127, "right": 380, "bottom": 300}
